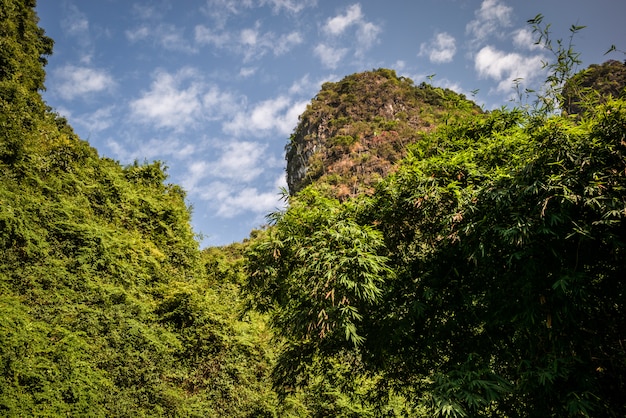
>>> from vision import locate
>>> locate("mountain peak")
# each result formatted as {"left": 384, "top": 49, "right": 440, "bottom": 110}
{"left": 285, "top": 69, "right": 481, "bottom": 198}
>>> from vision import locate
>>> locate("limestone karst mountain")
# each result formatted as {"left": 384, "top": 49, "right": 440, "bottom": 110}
{"left": 286, "top": 69, "right": 481, "bottom": 198}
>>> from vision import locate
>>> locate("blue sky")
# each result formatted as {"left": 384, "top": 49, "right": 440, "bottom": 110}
{"left": 36, "top": 0, "right": 626, "bottom": 247}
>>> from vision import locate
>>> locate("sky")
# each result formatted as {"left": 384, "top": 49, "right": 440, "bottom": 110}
{"left": 35, "top": 0, "right": 626, "bottom": 247}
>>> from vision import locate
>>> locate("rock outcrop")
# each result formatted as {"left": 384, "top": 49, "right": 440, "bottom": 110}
{"left": 286, "top": 69, "right": 481, "bottom": 199}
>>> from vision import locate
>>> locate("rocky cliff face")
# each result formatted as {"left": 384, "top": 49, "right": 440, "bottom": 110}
{"left": 286, "top": 69, "right": 481, "bottom": 199}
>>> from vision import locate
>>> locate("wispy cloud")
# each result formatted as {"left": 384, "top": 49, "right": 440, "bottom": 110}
{"left": 223, "top": 95, "right": 308, "bottom": 137}
{"left": 126, "top": 24, "right": 198, "bottom": 54}
{"left": 200, "top": 0, "right": 255, "bottom": 29}
{"left": 107, "top": 135, "right": 197, "bottom": 163}
{"left": 356, "top": 21, "right": 382, "bottom": 53}
{"left": 275, "top": 31, "right": 304, "bottom": 55}
{"left": 202, "top": 181, "right": 284, "bottom": 218}
{"left": 239, "top": 67, "right": 257, "bottom": 78}
{"left": 60, "top": 4, "right": 93, "bottom": 63}
{"left": 466, "top": 0, "right": 513, "bottom": 46}
{"left": 53, "top": 65, "right": 116, "bottom": 100}
{"left": 323, "top": 3, "right": 364, "bottom": 36}
{"left": 313, "top": 43, "right": 348, "bottom": 69}
{"left": 314, "top": 3, "right": 382, "bottom": 66}
{"left": 262, "top": 0, "right": 317, "bottom": 14}
{"left": 474, "top": 45, "right": 545, "bottom": 93}
{"left": 61, "top": 4, "right": 89, "bottom": 35}
{"left": 288, "top": 73, "right": 333, "bottom": 96}
{"left": 194, "top": 25, "right": 231, "bottom": 48}
{"left": 511, "top": 28, "right": 542, "bottom": 51}
{"left": 129, "top": 67, "right": 204, "bottom": 131}
{"left": 195, "top": 23, "right": 303, "bottom": 60}
{"left": 74, "top": 106, "right": 116, "bottom": 133}
{"left": 420, "top": 32, "right": 457, "bottom": 64}
{"left": 131, "top": 3, "right": 168, "bottom": 20}
{"left": 210, "top": 141, "right": 268, "bottom": 182}
{"left": 202, "top": 86, "right": 243, "bottom": 120}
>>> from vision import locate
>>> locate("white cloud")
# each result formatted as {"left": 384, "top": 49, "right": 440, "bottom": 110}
{"left": 288, "top": 73, "right": 312, "bottom": 95}
{"left": 324, "top": 4, "right": 363, "bottom": 35}
{"left": 210, "top": 141, "right": 267, "bottom": 182}
{"left": 288, "top": 73, "right": 336, "bottom": 97}
{"left": 125, "top": 26, "right": 150, "bottom": 42}
{"left": 202, "top": 86, "right": 242, "bottom": 120}
{"left": 224, "top": 96, "right": 308, "bottom": 137}
{"left": 239, "top": 67, "right": 257, "bottom": 78}
{"left": 317, "top": 3, "right": 381, "bottom": 64}
{"left": 393, "top": 60, "right": 406, "bottom": 71}
{"left": 107, "top": 136, "right": 197, "bottom": 163}
{"left": 466, "top": 0, "right": 513, "bottom": 44}
{"left": 420, "top": 32, "right": 457, "bottom": 64}
{"left": 512, "top": 28, "right": 542, "bottom": 51}
{"left": 194, "top": 25, "right": 231, "bottom": 48}
{"left": 275, "top": 31, "right": 304, "bottom": 55}
{"left": 196, "top": 23, "right": 302, "bottom": 60}
{"left": 206, "top": 182, "right": 283, "bottom": 218}
{"left": 239, "top": 25, "right": 303, "bottom": 60}
{"left": 240, "top": 27, "right": 258, "bottom": 46}
{"left": 75, "top": 106, "right": 116, "bottom": 133}
{"left": 129, "top": 68, "right": 246, "bottom": 132}
{"left": 61, "top": 4, "right": 89, "bottom": 36}
{"left": 474, "top": 45, "right": 545, "bottom": 92}
{"left": 200, "top": 0, "right": 254, "bottom": 30}
{"left": 314, "top": 43, "right": 347, "bottom": 69}
{"left": 181, "top": 160, "right": 210, "bottom": 192}
{"left": 158, "top": 26, "right": 198, "bottom": 54}
{"left": 129, "top": 68, "right": 203, "bottom": 131}
{"left": 126, "top": 24, "right": 197, "bottom": 54}
{"left": 357, "top": 21, "right": 381, "bottom": 52}
{"left": 131, "top": 4, "right": 165, "bottom": 20}
{"left": 54, "top": 65, "right": 116, "bottom": 100}
{"left": 60, "top": 4, "right": 93, "bottom": 63}
{"left": 262, "top": 0, "right": 317, "bottom": 14}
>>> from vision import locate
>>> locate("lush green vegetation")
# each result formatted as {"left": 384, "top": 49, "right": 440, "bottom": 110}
{"left": 249, "top": 98, "right": 626, "bottom": 417}
{"left": 1, "top": 1, "right": 280, "bottom": 416}
{"left": 246, "top": 20, "right": 626, "bottom": 418}
{"left": 2, "top": 1, "right": 625, "bottom": 416}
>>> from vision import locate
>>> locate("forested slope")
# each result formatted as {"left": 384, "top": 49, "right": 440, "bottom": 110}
{"left": 247, "top": 45, "right": 626, "bottom": 418}
{"left": 0, "top": 1, "right": 279, "bottom": 416}
{"left": 3, "top": 1, "right": 626, "bottom": 417}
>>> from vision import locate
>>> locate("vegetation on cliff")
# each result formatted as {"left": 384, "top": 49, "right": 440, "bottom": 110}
{"left": 286, "top": 69, "right": 481, "bottom": 199}
{"left": 250, "top": 93, "right": 626, "bottom": 417}
{"left": 1, "top": 1, "right": 279, "bottom": 416}
{"left": 2, "top": 1, "right": 625, "bottom": 416}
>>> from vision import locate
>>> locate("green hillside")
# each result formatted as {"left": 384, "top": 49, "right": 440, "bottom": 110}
{"left": 1, "top": 1, "right": 279, "bottom": 416}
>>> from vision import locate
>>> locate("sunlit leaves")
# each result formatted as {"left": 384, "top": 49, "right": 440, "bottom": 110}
{"left": 246, "top": 189, "right": 393, "bottom": 349}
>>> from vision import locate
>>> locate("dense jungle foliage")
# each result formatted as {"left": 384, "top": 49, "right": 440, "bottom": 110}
{"left": 2, "top": 1, "right": 625, "bottom": 416}
{"left": 1, "top": 1, "right": 282, "bottom": 416}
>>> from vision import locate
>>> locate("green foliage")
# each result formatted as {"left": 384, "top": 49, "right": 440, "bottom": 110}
{"left": 246, "top": 189, "right": 392, "bottom": 349}
{"left": 527, "top": 14, "right": 590, "bottom": 115}
{"left": 562, "top": 60, "right": 626, "bottom": 115}
{"left": 0, "top": 1, "right": 283, "bottom": 415}
{"left": 5, "top": 1, "right": 626, "bottom": 416}
{"left": 248, "top": 86, "right": 626, "bottom": 416}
